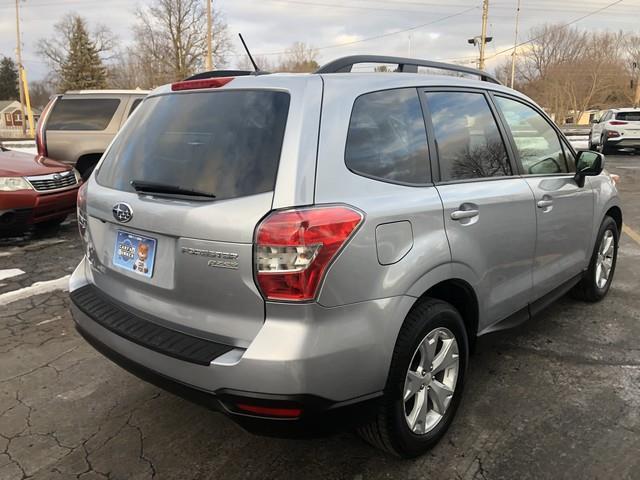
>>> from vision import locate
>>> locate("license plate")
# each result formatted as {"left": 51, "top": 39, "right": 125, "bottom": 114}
{"left": 113, "top": 230, "right": 157, "bottom": 278}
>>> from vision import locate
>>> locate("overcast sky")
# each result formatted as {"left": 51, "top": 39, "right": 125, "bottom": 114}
{"left": 0, "top": 0, "right": 639, "bottom": 81}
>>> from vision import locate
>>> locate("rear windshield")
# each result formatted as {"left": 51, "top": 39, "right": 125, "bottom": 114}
{"left": 96, "top": 90, "right": 290, "bottom": 201}
{"left": 616, "top": 111, "right": 640, "bottom": 121}
{"left": 48, "top": 98, "right": 120, "bottom": 130}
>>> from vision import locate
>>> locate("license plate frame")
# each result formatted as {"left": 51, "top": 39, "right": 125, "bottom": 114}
{"left": 113, "top": 230, "right": 157, "bottom": 278}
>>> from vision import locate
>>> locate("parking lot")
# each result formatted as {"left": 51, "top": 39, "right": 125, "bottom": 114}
{"left": 0, "top": 154, "right": 639, "bottom": 480}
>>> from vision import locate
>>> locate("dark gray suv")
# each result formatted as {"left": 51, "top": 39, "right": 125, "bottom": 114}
{"left": 69, "top": 56, "right": 622, "bottom": 457}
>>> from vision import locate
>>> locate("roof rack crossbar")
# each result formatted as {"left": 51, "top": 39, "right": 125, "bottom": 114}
{"left": 314, "top": 55, "right": 501, "bottom": 84}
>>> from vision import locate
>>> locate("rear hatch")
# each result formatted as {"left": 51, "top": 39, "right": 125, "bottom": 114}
{"left": 615, "top": 111, "right": 640, "bottom": 138}
{"left": 84, "top": 81, "right": 306, "bottom": 347}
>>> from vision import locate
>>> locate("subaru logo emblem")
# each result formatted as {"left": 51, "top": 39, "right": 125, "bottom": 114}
{"left": 53, "top": 173, "right": 62, "bottom": 180}
{"left": 112, "top": 203, "right": 133, "bottom": 223}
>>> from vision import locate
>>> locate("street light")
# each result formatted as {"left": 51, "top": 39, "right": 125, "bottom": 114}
{"left": 467, "top": 36, "right": 492, "bottom": 69}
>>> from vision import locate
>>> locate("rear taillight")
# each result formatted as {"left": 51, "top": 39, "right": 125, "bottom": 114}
{"left": 77, "top": 181, "right": 88, "bottom": 239}
{"left": 171, "top": 77, "right": 233, "bottom": 91}
{"left": 607, "top": 130, "right": 621, "bottom": 138}
{"left": 36, "top": 95, "right": 58, "bottom": 157}
{"left": 609, "top": 120, "right": 628, "bottom": 125}
{"left": 255, "top": 205, "right": 364, "bottom": 301}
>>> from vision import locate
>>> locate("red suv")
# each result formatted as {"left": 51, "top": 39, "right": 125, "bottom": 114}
{"left": 0, "top": 147, "right": 81, "bottom": 233}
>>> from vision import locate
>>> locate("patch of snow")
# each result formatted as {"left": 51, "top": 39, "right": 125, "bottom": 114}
{"left": 0, "top": 275, "right": 70, "bottom": 306}
{"left": 0, "top": 269, "right": 25, "bottom": 281}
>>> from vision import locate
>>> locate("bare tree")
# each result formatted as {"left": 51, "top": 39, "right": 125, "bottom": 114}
{"left": 130, "top": 0, "right": 232, "bottom": 85}
{"left": 278, "top": 42, "right": 319, "bottom": 72}
{"left": 503, "top": 24, "right": 636, "bottom": 123}
{"left": 28, "top": 80, "right": 55, "bottom": 109}
{"left": 238, "top": 42, "right": 318, "bottom": 73}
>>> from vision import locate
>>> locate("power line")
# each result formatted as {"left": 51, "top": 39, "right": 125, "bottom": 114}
{"left": 241, "top": 4, "right": 480, "bottom": 57}
{"left": 485, "top": 0, "right": 626, "bottom": 61}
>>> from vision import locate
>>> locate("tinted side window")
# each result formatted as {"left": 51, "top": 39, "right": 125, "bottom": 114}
{"left": 47, "top": 98, "right": 120, "bottom": 131}
{"left": 495, "top": 96, "right": 568, "bottom": 175}
{"left": 425, "top": 91, "right": 511, "bottom": 181}
{"left": 345, "top": 88, "right": 429, "bottom": 184}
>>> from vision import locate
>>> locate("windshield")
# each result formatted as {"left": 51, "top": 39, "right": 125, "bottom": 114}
{"left": 96, "top": 90, "right": 290, "bottom": 201}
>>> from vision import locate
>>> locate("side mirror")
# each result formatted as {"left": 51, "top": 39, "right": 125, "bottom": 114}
{"left": 591, "top": 117, "right": 599, "bottom": 124}
{"left": 574, "top": 150, "right": 604, "bottom": 187}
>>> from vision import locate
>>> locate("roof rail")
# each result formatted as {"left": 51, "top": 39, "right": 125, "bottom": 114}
{"left": 314, "top": 55, "right": 501, "bottom": 85}
{"left": 184, "top": 70, "right": 270, "bottom": 81}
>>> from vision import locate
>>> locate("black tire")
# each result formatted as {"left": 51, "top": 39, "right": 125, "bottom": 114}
{"left": 357, "top": 298, "right": 469, "bottom": 458}
{"left": 601, "top": 136, "right": 616, "bottom": 155}
{"left": 571, "top": 216, "right": 618, "bottom": 302}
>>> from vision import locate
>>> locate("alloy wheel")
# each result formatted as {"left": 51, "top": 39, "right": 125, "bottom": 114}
{"left": 595, "top": 229, "right": 615, "bottom": 289}
{"left": 403, "top": 327, "right": 459, "bottom": 435}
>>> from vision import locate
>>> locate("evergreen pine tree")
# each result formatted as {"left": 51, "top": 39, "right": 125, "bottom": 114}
{"left": 59, "top": 16, "right": 107, "bottom": 91}
{"left": 0, "top": 57, "right": 19, "bottom": 100}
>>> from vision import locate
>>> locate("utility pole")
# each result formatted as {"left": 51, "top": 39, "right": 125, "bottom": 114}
{"left": 14, "top": 0, "right": 34, "bottom": 138}
{"left": 510, "top": 0, "right": 521, "bottom": 88}
{"left": 479, "top": 0, "right": 490, "bottom": 70}
{"left": 15, "top": 0, "right": 26, "bottom": 136}
{"left": 205, "top": 0, "right": 213, "bottom": 71}
{"left": 633, "top": 62, "right": 640, "bottom": 108}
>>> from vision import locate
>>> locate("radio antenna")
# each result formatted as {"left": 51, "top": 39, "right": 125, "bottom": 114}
{"left": 238, "top": 33, "right": 260, "bottom": 73}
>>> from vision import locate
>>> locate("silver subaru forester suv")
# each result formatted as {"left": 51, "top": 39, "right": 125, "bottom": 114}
{"left": 69, "top": 56, "right": 622, "bottom": 457}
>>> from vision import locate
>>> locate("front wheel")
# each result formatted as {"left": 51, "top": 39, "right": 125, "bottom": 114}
{"left": 571, "top": 216, "right": 618, "bottom": 302}
{"left": 357, "top": 298, "right": 468, "bottom": 457}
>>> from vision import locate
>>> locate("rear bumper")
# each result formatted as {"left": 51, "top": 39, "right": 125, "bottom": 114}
{"left": 74, "top": 321, "right": 378, "bottom": 436}
{"left": 606, "top": 137, "right": 640, "bottom": 148}
{"left": 0, "top": 187, "right": 78, "bottom": 229}
{"left": 69, "top": 257, "right": 414, "bottom": 431}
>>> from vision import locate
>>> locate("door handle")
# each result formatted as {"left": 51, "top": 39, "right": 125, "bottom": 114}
{"left": 537, "top": 199, "right": 553, "bottom": 208}
{"left": 451, "top": 209, "right": 479, "bottom": 220}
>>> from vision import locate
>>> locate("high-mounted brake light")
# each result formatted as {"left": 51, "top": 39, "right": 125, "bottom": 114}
{"left": 255, "top": 206, "right": 363, "bottom": 301}
{"left": 609, "top": 120, "right": 628, "bottom": 125}
{"left": 171, "top": 77, "right": 234, "bottom": 91}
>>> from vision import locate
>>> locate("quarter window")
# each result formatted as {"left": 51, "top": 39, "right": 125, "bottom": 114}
{"left": 345, "top": 88, "right": 429, "bottom": 184}
{"left": 495, "top": 96, "right": 568, "bottom": 175}
{"left": 424, "top": 91, "right": 511, "bottom": 181}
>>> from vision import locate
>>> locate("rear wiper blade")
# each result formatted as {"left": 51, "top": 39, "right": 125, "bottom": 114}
{"left": 130, "top": 180, "right": 216, "bottom": 199}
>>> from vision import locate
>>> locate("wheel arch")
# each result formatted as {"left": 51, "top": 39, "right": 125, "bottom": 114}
{"left": 75, "top": 152, "right": 104, "bottom": 176}
{"left": 605, "top": 205, "right": 623, "bottom": 233}
{"left": 410, "top": 278, "right": 479, "bottom": 350}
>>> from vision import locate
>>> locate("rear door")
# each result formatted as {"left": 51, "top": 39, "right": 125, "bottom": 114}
{"left": 422, "top": 89, "right": 536, "bottom": 330}
{"left": 85, "top": 82, "right": 319, "bottom": 346}
{"left": 492, "top": 94, "right": 594, "bottom": 300}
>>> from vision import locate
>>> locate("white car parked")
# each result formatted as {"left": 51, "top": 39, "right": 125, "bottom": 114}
{"left": 590, "top": 108, "right": 640, "bottom": 154}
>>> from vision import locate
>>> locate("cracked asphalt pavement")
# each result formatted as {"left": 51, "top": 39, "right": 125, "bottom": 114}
{"left": 1, "top": 154, "right": 640, "bottom": 479}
